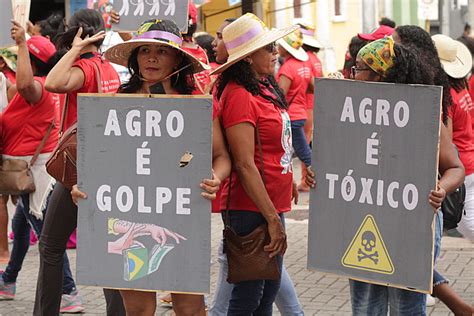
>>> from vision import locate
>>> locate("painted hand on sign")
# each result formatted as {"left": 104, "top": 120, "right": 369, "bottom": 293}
{"left": 107, "top": 218, "right": 186, "bottom": 255}
{"left": 119, "top": 0, "right": 176, "bottom": 17}
{"left": 107, "top": 218, "right": 186, "bottom": 281}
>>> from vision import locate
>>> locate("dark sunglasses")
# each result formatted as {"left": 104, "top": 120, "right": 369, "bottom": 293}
{"left": 264, "top": 42, "right": 276, "bottom": 53}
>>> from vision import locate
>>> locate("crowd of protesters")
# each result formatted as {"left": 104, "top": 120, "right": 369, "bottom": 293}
{"left": 0, "top": 3, "right": 473, "bottom": 315}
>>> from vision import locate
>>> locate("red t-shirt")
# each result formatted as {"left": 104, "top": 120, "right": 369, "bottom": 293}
{"left": 306, "top": 51, "right": 323, "bottom": 110}
{"left": 277, "top": 56, "right": 312, "bottom": 121}
{"left": 64, "top": 53, "right": 120, "bottom": 129}
{"left": 449, "top": 88, "right": 474, "bottom": 175}
{"left": 219, "top": 81, "right": 293, "bottom": 213}
{"left": 1, "top": 77, "right": 59, "bottom": 156}
{"left": 182, "top": 45, "right": 211, "bottom": 95}
{"left": 4, "top": 69, "right": 15, "bottom": 84}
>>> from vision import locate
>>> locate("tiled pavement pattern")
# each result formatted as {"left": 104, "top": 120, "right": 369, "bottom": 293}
{"left": 0, "top": 213, "right": 472, "bottom": 315}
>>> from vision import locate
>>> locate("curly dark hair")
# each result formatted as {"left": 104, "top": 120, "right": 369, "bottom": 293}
{"left": 56, "top": 9, "right": 105, "bottom": 51}
{"left": 215, "top": 59, "right": 288, "bottom": 110}
{"left": 383, "top": 44, "right": 434, "bottom": 85}
{"left": 395, "top": 25, "right": 451, "bottom": 123}
{"left": 449, "top": 77, "right": 468, "bottom": 93}
{"left": 37, "top": 13, "right": 65, "bottom": 45}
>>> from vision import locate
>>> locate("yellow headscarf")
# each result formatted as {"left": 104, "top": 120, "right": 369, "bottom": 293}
{"left": 357, "top": 36, "right": 395, "bottom": 77}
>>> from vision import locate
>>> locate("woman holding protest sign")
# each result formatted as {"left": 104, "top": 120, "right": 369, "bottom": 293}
{"left": 210, "top": 13, "right": 313, "bottom": 314}
{"left": 349, "top": 37, "right": 465, "bottom": 315}
{"left": 71, "top": 19, "right": 230, "bottom": 315}
{"left": 33, "top": 8, "right": 121, "bottom": 315}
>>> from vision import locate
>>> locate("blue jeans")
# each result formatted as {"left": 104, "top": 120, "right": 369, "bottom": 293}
{"left": 433, "top": 211, "right": 448, "bottom": 288}
{"left": 226, "top": 210, "right": 284, "bottom": 316}
{"left": 291, "top": 120, "right": 311, "bottom": 167}
{"left": 350, "top": 212, "right": 445, "bottom": 315}
{"left": 209, "top": 239, "right": 304, "bottom": 316}
{"left": 2, "top": 193, "right": 76, "bottom": 294}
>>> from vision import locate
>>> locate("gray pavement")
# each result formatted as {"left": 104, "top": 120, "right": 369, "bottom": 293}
{"left": 0, "top": 161, "right": 473, "bottom": 315}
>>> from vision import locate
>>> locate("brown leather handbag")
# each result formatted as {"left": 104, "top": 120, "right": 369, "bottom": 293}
{"left": 46, "top": 62, "right": 103, "bottom": 190}
{"left": 0, "top": 123, "right": 55, "bottom": 195}
{"left": 223, "top": 124, "right": 281, "bottom": 284}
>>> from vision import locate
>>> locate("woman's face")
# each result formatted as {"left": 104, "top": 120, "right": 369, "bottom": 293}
{"left": 353, "top": 56, "right": 381, "bottom": 82}
{"left": 136, "top": 44, "right": 182, "bottom": 82}
{"left": 212, "top": 21, "right": 230, "bottom": 64}
{"left": 249, "top": 42, "right": 278, "bottom": 78}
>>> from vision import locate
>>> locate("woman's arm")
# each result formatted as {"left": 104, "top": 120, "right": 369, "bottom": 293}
{"left": 211, "top": 119, "right": 231, "bottom": 182}
{"left": 225, "top": 122, "right": 286, "bottom": 257}
{"left": 11, "top": 21, "right": 43, "bottom": 104}
{"left": 429, "top": 124, "right": 465, "bottom": 209}
{"left": 278, "top": 75, "right": 291, "bottom": 96}
{"left": 45, "top": 27, "right": 105, "bottom": 93}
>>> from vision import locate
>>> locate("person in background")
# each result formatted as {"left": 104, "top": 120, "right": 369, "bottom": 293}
{"left": 0, "top": 21, "right": 85, "bottom": 313}
{"left": 342, "top": 36, "right": 367, "bottom": 79}
{"left": 277, "top": 29, "right": 313, "bottom": 178}
{"left": 297, "top": 23, "right": 323, "bottom": 192}
{"left": 433, "top": 34, "right": 474, "bottom": 243}
{"left": 350, "top": 37, "right": 465, "bottom": 315}
{"left": 379, "top": 17, "right": 396, "bottom": 28}
{"left": 457, "top": 23, "right": 474, "bottom": 55}
{"left": 195, "top": 32, "right": 217, "bottom": 69}
{"left": 33, "top": 9, "right": 120, "bottom": 315}
{"left": 28, "top": 13, "right": 65, "bottom": 45}
{"left": 0, "top": 47, "right": 17, "bottom": 84}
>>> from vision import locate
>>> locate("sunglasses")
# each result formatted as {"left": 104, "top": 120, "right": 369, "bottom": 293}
{"left": 264, "top": 42, "right": 276, "bottom": 53}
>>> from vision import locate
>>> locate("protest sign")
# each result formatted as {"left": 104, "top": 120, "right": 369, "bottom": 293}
{"left": 112, "top": 0, "right": 189, "bottom": 32}
{"left": 307, "top": 79, "right": 441, "bottom": 293}
{"left": 0, "top": 1, "right": 14, "bottom": 49}
{"left": 13, "top": 0, "right": 31, "bottom": 29}
{"left": 76, "top": 94, "right": 212, "bottom": 293}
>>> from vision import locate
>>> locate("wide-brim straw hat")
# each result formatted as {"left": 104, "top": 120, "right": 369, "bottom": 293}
{"left": 432, "top": 34, "right": 472, "bottom": 79}
{"left": 210, "top": 13, "right": 298, "bottom": 75}
{"left": 297, "top": 23, "right": 322, "bottom": 49}
{"left": 105, "top": 21, "right": 209, "bottom": 73}
{"left": 277, "top": 29, "right": 308, "bottom": 61}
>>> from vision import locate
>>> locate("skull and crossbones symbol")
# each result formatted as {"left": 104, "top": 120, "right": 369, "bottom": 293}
{"left": 357, "top": 231, "right": 379, "bottom": 264}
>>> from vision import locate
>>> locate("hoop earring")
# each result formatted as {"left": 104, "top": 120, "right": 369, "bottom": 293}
{"left": 174, "top": 72, "right": 180, "bottom": 86}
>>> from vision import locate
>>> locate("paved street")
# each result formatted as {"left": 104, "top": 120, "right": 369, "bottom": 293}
{"left": 0, "top": 162, "right": 473, "bottom": 315}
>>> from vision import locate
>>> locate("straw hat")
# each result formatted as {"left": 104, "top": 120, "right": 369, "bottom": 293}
{"left": 0, "top": 46, "right": 18, "bottom": 72}
{"left": 105, "top": 19, "right": 209, "bottom": 73}
{"left": 297, "top": 23, "right": 322, "bottom": 49}
{"left": 277, "top": 28, "right": 308, "bottom": 61}
{"left": 432, "top": 34, "right": 472, "bottom": 79}
{"left": 210, "top": 13, "right": 298, "bottom": 75}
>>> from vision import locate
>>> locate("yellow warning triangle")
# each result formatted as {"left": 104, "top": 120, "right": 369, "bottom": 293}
{"left": 341, "top": 214, "right": 394, "bottom": 275}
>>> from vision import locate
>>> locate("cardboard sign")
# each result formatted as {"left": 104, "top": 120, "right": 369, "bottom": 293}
{"left": 76, "top": 94, "right": 212, "bottom": 293}
{"left": 0, "top": 1, "right": 14, "bottom": 49}
{"left": 307, "top": 79, "right": 441, "bottom": 293}
{"left": 13, "top": 0, "right": 31, "bottom": 29}
{"left": 112, "top": 0, "right": 189, "bottom": 32}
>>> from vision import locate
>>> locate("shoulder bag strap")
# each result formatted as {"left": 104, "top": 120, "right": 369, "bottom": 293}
{"left": 58, "top": 93, "right": 69, "bottom": 137}
{"left": 29, "top": 122, "right": 55, "bottom": 167}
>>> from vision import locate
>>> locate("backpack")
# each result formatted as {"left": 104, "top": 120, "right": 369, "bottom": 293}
{"left": 441, "top": 183, "right": 466, "bottom": 230}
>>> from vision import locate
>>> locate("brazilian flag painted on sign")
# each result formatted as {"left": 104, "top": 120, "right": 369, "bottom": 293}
{"left": 123, "top": 246, "right": 149, "bottom": 281}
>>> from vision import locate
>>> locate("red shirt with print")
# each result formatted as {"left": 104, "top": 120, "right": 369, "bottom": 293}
{"left": 182, "top": 45, "right": 211, "bottom": 95}
{"left": 449, "top": 88, "right": 474, "bottom": 175}
{"left": 64, "top": 53, "right": 120, "bottom": 129}
{"left": 277, "top": 56, "right": 312, "bottom": 121}
{"left": 1, "top": 77, "right": 59, "bottom": 156}
{"left": 219, "top": 81, "right": 293, "bottom": 213}
{"left": 306, "top": 51, "right": 323, "bottom": 110}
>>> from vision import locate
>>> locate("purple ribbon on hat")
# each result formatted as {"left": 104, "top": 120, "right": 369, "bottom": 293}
{"left": 133, "top": 30, "right": 183, "bottom": 47}
{"left": 224, "top": 25, "right": 262, "bottom": 51}
{"left": 300, "top": 28, "right": 314, "bottom": 37}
